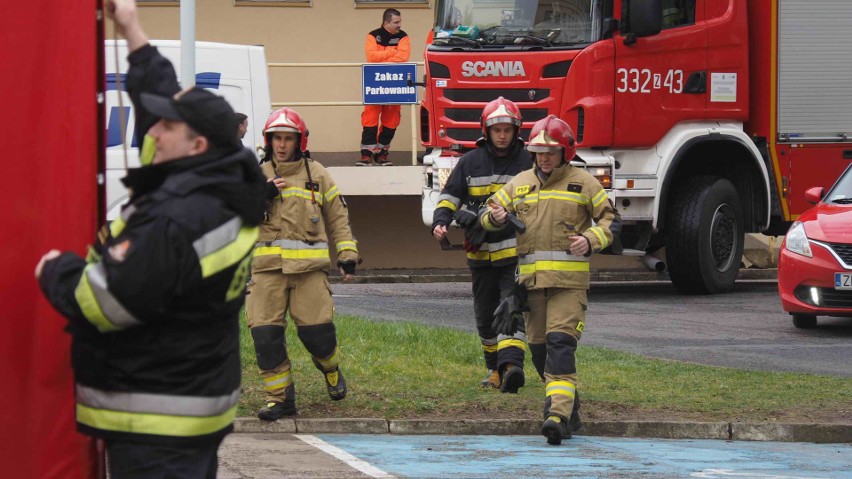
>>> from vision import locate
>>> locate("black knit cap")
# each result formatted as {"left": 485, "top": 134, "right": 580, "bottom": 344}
{"left": 140, "top": 87, "right": 238, "bottom": 148}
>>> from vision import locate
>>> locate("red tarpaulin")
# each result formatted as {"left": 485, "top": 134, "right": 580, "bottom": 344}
{"left": 0, "top": 2, "right": 102, "bottom": 477}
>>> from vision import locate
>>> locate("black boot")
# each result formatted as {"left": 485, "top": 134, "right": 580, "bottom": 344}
{"left": 499, "top": 364, "right": 525, "bottom": 393}
{"left": 569, "top": 392, "right": 582, "bottom": 432}
{"left": 257, "top": 399, "right": 297, "bottom": 421}
{"left": 541, "top": 415, "right": 571, "bottom": 445}
{"left": 327, "top": 368, "right": 347, "bottom": 400}
{"left": 315, "top": 362, "right": 347, "bottom": 401}
{"left": 373, "top": 148, "right": 392, "bottom": 166}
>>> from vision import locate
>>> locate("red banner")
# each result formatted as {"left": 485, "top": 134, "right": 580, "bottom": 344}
{"left": 0, "top": 2, "right": 102, "bottom": 477}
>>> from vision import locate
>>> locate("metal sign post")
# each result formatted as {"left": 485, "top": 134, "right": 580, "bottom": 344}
{"left": 362, "top": 63, "right": 418, "bottom": 105}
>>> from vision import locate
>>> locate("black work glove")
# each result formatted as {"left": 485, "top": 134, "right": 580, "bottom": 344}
{"left": 264, "top": 181, "right": 280, "bottom": 199}
{"left": 453, "top": 209, "right": 478, "bottom": 229}
{"left": 337, "top": 260, "right": 357, "bottom": 275}
{"left": 492, "top": 284, "right": 529, "bottom": 336}
{"left": 464, "top": 223, "right": 487, "bottom": 245}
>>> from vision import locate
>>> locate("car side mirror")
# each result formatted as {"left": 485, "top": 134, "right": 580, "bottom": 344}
{"left": 804, "top": 186, "right": 825, "bottom": 204}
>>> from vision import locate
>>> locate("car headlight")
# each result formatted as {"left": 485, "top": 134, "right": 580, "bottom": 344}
{"left": 784, "top": 221, "right": 812, "bottom": 258}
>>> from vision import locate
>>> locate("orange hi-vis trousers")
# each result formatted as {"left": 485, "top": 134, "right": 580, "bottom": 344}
{"left": 360, "top": 104, "right": 401, "bottom": 150}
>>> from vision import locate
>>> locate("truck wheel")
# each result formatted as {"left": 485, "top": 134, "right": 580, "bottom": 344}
{"left": 666, "top": 176, "right": 744, "bottom": 294}
{"left": 792, "top": 314, "right": 817, "bottom": 329}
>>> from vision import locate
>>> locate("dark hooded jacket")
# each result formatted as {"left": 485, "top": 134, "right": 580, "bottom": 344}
{"left": 38, "top": 45, "right": 265, "bottom": 446}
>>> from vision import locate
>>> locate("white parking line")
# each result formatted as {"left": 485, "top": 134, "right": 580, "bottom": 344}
{"left": 295, "top": 434, "right": 395, "bottom": 478}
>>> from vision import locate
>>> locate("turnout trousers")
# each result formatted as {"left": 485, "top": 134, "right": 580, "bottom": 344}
{"left": 471, "top": 264, "right": 526, "bottom": 372}
{"left": 106, "top": 438, "right": 224, "bottom": 479}
{"left": 525, "top": 288, "right": 586, "bottom": 420}
{"left": 246, "top": 270, "right": 341, "bottom": 402}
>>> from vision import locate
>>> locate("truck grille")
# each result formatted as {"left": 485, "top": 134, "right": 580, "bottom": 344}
{"left": 443, "top": 89, "right": 550, "bottom": 103}
{"left": 447, "top": 128, "right": 533, "bottom": 142}
{"left": 445, "top": 108, "right": 548, "bottom": 123}
{"left": 827, "top": 243, "right": 852, "bottom": 265}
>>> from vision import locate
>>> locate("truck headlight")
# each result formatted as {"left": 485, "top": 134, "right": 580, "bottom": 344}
{"left": 436, "top": 167, "right": 453, "bottom": 190}
{"left": 588, "top": 167, "right": 612, "bottom": 189}
{"left": 784, "top": 222, "right": 812, "bottom": 258}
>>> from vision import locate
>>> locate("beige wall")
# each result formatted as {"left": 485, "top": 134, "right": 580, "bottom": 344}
{"left": 117, "top": 1, "right": 434, "bottom": 156}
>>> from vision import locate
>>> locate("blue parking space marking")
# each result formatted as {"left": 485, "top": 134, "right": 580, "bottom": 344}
{"left": 317, "top": 435, "right": 852, "bottom": 479}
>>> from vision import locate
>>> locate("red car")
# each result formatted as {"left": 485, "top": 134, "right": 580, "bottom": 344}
{"left": 778, "top": 164, "right": 852, "bottom": 328}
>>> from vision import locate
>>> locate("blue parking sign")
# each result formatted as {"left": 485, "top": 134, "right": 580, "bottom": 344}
{"left": 362, "top": 63, "right": 418, "bottom": 105}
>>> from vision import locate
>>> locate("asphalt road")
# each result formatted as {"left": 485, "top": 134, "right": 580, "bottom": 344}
{"left": 332, "top": 281, "right": 852, "bottom": 377}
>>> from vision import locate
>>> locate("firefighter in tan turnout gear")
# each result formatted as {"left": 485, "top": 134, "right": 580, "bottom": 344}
{"left": 483, "top": 115, "right": 619, "bottom": 445}
{"left": 247, "top": 107, "right": 360, "bottom": 421}
{"left": 432, "top": 97, "right": 532, "bottom": 393}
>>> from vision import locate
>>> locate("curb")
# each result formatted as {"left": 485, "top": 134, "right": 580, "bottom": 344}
{"left": 330, "top": 268, "right": 778, "bottom": 284}
{"left": 233, "top": 418, "right": 850, "bottom": 443}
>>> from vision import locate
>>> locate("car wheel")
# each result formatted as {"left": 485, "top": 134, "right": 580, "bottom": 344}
{"left": 666, "top": 176, "right": 745, "bottom": 294}
{"left": 792, "top": 314, "right": 817, "bottom": 329}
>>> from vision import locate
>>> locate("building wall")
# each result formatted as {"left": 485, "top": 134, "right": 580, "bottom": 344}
{"left": 120, "top": 0, "right": 435, "bottom": 156}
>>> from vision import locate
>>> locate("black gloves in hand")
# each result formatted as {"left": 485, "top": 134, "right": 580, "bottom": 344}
{"left": 492, "top": 284, "right": 529, "bottom": 336}
{"left": 264, "top": 181, "right": 280, "bottom": 199}
{"left": 338, "top": 260, "right": 356, "bottom": 275}
{"left": 453, "top": 209, "right": 478, "bottom": 229}
{"left": 454, "top": 209, "right": 487, "bottom": 253}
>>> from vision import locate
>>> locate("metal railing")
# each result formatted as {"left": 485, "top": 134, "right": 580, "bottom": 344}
{"left": 268, "top": 61, "right": 424, "bottom": 166}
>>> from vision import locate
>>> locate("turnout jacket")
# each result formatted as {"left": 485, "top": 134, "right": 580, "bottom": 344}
{"left": 39, "top": 44, "right": 266, "bottom": 445}
{"left": 432, "top": 141, "right": 531, "bottom": 268}
{"left": 253, "top": 158, "right": 359, "bottom": 274}
{"left": 482, "top": 164, "right": 619, "bottom": 290}
{"left": 366, "top": 27, "right": 410, "bottom": 63}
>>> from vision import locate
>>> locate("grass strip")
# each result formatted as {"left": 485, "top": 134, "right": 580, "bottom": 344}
{"left": 239, "top": 313, "right": 851, "bottom": 422}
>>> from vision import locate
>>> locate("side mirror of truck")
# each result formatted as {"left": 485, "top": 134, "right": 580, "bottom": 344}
{"left": 601, "top": 17, "right": 619, "bottom": 39}
{"left": 626, "top": 0, "right": 662, "bottom": 39}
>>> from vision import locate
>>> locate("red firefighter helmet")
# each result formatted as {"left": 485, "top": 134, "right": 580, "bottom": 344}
{"left": 527, "top": 115, "right": 576, "bottom": 160}
{"left": 263, "top": 107, "right": 308, "bottom": 152}
{"left": 480, "top": 96, "right": 523, "bottom": 137}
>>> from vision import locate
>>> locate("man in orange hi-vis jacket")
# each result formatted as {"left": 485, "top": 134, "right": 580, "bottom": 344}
{"left": 356, "top": 8, "right": 410, "bottom": 166}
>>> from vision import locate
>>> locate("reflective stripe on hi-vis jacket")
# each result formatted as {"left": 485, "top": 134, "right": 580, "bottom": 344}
{"left": 253, "top": 239, "right": 330, "bottom": 259}
{"left": 193, "top": 217, "right": 259, "bottom": 278}
{"left": 76, "top": 384, "right": 239, "bottom": 437}
{"left": 467, "top": 174, "right": 515, "bottom": 197}
{"left": 518, "top": 250, "right": 590, "bottom": 275}
{"left": 74, "top": 262, "right": 142, "bottom": 333}
{"left": 436, "top": 192, "right": 461, "bottom": 212}
{"left": 109, "top": 204, "right": 137, "bottom": 238}
{"left": 467, "top": 237, "right": 518, "bottom": 262}
{"left": 335, "top": 241, "right": 358, "bottom": 254}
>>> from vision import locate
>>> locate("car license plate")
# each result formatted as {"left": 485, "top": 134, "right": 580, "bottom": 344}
{"left": 835, "top": 272, "right": 852, "bottom": 290}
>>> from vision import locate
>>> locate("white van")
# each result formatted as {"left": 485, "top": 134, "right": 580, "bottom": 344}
{"left": 104, "top": 40, "right": 271, "bottom": 219}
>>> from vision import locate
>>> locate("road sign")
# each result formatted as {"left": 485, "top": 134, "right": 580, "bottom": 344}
{"left": 362, "top": 63, "right": 418, "bottom": 105}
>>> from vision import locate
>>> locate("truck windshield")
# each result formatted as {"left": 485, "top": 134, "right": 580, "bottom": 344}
{"left": 434, "top": 0, "right": 604, "bottom": 47}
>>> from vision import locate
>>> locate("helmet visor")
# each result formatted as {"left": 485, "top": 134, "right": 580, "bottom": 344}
{"left": 527, "top": 144, "right": 563, "bottom": 153}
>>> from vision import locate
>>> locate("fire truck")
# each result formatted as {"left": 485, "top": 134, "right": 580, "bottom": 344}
{"left": 420, "top": 0, "right": 852, "bottom": 293}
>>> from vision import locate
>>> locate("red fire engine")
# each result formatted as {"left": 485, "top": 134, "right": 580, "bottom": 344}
{"left": 420, "top": 0, "right": 852, "bottom": 293}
